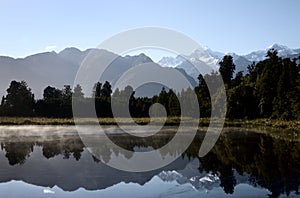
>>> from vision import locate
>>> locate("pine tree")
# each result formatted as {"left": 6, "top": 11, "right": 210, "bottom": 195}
{"left": 92, "top": 82, "right": 102, "bottom": 98}
{"left": 73, "top": 84, "right": 84, "bottom": 98}
{"left": 219, "top": 55, "right": 236, "bottom": 87}
{"left": 62, "top": 85, "right": 72, "bottom": 100}
{"left": 272, "top": 58, "right": 298, "bottom": 119}
{"left": 257, "top": 49, "right": 281, "bottom": 117}
{"left": 195, "top": 74, "right": 211, "bottom": 117}
{"left": 3, "top": 80, "right": 34, "bottom": 116}
{"left": 168, "top": 90, "right": 180, "bottom": 116}
{"left": 100, "top": 81, "right": 112, "bottom": 98}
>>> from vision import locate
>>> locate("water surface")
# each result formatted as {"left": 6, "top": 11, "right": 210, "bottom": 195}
{"left": 0, "top": 126, "right": 299, "bottom": 197}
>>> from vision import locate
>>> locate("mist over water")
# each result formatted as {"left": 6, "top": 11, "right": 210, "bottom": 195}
{"left": 0, "top": 126, "right": 299, "bottom": 197}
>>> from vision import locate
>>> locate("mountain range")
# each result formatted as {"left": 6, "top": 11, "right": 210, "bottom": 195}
{"left": 0, "top": 48, "right": 195, "bottom": 98}
{"left": 0, "top": 44, "right": 299, "bottom": 98}
{"left": 158, "top": 43, "right": 300, "bottom": 80}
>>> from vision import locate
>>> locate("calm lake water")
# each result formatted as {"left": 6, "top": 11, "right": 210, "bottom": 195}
{"left": 0, "top": 126, "right": 299, "bottom": 197}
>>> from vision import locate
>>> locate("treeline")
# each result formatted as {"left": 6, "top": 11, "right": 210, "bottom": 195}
{"left": 197, "top": 49, "right": 300, "bottom": 120}
{"left": 0, "top": 49, "right": 299, "bottom": 120}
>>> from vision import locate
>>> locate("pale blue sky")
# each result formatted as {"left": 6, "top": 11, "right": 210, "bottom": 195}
{"left": 0, "top": 0, "right": 299, "bottom": 58}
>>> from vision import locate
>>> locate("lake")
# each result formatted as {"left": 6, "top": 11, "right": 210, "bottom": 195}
{"left": 0, "top": 126, "right": 299, "bottom": 197}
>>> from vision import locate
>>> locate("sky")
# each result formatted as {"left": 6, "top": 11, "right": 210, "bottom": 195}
{"left": 0, "top": 0, "right": 300, "bottom": 60}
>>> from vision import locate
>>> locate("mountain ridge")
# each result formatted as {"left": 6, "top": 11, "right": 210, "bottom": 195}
{"left": 0, "top": 44, "right": 299, "bottom": 98}
{"left": 0, "top": 48, "right": 195, "bottom": 98}
{"left": 158, "top": 43, "right": 299, "bottom": 79}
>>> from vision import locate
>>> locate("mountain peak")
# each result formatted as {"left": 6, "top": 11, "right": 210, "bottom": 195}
{"left": 266, "top": 43, "right": 297, "bottom": 57}
{"left": 267, "top": 43, "right": 289, "bottom": 50}
{"left": 59, "top": 47, "right": 82, "bottom": 55}
{"left": 124, "top": 53, "right": 153, "bottom": 64}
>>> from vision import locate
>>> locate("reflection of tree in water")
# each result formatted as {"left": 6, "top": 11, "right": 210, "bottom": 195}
{"left": 193, "top": 132, "right": 300, "bottom": 197}
{"left": 107, "top": 130, "right": 175, "bottom": 152}
{"left": 0, "top": 131, "right": 299, "bottom": 197}
{"left": 1, "top": 141, "right": 34, "bottom": 165}
{"left": 41, "top": 138, "right": 84, "bottom": 160}
{"left": 42, "top": 142, "right": 61, "bottom": 159}
{"left": 219, "top": 166, "right": 236, "bottom": 194}
{"left": 1, "top": 137, "right": 85, "bottom": 165}
{"left": 90, "top": 130, "right": 186, "bottom": 163}
{"left": 254, "top": 135, "right": 300, "bottom": 197}
{"left": 62, "top": 139, "right": 84, "bottom": 160}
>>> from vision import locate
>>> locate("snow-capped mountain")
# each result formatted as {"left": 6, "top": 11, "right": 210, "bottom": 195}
{"left": 157, "top": 169, "right": 258, "bottom": 194}
{"left": 158, "top": 47, "right": 249, "bottom": 80}
{"left": 158, "top": 170, "right": 220, "bottom": 192}
{"left": 175, "top": 46, "right": 224, "bottom": 80}
{"left": 244, "top": 43, "right": 299, "bottom": 62}
{"left": 158, "top": 45, "right": 224, "bottom": 69}
{"left": 158, "top": 56, "right": 185, "bottom": 67}
{"left": 188, "top": 47, "right": 222, "bottom": 66}
{"left": 157, "top": 43, "right": 300, "bottom": 81}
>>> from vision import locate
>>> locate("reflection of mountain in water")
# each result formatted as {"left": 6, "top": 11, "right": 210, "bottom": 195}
{"left": 0, "top": 128, "right": 299, "bottom": 197}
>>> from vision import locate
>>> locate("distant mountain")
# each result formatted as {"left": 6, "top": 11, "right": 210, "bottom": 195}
{"left": 158, "top": 56, "right": 184, "bottom": 67}
{"left": 158, "top": 161, "right": 255, "bottom": 193}
{"left": 58, "top": 47, "right": 91, "bottom": 65}
{"left": 167, "top": 47, "right": 224, "bottom": 80}
{"left": 0, "top": 51, "right": 77, "bottom": 99}
{"left": 0, "top": 48, "right": 148, "bottom": 98}
{"left": 1, "top": 44, "right": 299, "bottom": 98}
{"left": 159, "top": 49, "right": 250, "bottom": 80}
{"left": 244, "top": 43, "right": 300, "bottom": 62}
{"left": 227, "top": 53, "right": 252, "bottom": 73}
{"left": 158, "top": 46, "right": 223, "bottom": 69}
{"left": 158, "top": 43, "right": 300, "bottom": 80}
{"left": 0, "top": 48, "right": 196, "bottom": 98}
{"left": 295, "top": 49, "right": 300, "bottom": 54}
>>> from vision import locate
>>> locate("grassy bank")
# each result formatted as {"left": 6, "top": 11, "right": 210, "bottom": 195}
{"left": 0, "top": 117, "right": 299, "bottom": 130}
{"left": 0, "top": 117, "right": 194, "bottom": 126}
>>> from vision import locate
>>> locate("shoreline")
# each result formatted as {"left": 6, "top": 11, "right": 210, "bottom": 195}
{"left": 0, "top": 117, "right": 299, "bottom": 131}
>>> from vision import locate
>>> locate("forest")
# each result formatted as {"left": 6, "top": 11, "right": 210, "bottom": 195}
{"left": 0, "top": 49, "right": 299, "bottom": 120}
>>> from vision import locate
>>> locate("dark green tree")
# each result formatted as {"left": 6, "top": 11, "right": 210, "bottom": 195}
{"left": 158, "top": 87, "right": 168, "bottom": 106}
{"left": 180, "top": 87, "right": 199, "bottom": 117}
{"left": 92, "top": 82, "right": 102, "bottom": 98}
{"left": 168, "top": 90, "right": 180, "bottom": 116}
{"left": 1, "top": 80, "right": 34, "bottom": 116}
{"left": 195, "top": 74, "right": 211, "bottom": 117}
{"left": 111, "top": 85, "right": 135, "bottom": 117}
{"left": 93, "top": 81, "right": 112, "bottom": 117}
{"left": 100, "top": 81, "right": 112, "bottom": 98}
{"left": 61, "top": 85, "right": 73, "bottom": 117}
{"left": 231, "top": 71, "right": 243, "bottom": 87}
{"left": 43, "top": 86, "right": 62, "bottom": 100}
{"left": 227, "top": 84, "right": 258, "bottom": 119}
{"left": 219, "top": 55, "right": 236, "bottom": 87}
{"left": 73, "top": 84, "right": 84, "bottom": 98}
{"left": 62, "top": 85, "right": 72, "bottom": 100}
{"left": 272, "top": 58, "right": 298, "bottom": 119}
{"left": 36, "top": 86, "right": 63, "bottom": 117}
{"left": 257, "top": 49, "right": 281, "bottom": 117}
